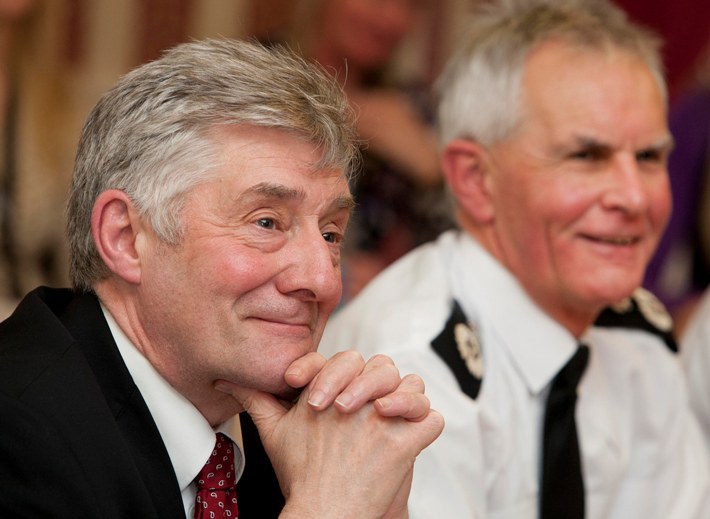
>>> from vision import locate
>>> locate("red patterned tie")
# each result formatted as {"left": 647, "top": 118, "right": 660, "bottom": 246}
{"left": 194, "top": 433, "right": 239, "bottom": 518}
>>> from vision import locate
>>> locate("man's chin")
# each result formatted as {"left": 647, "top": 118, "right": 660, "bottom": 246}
{"left": 583, "top": 270, "right": 642, "bottom": 304}
{"left": 271, "top": 385, "right": 304, "bottom": 406}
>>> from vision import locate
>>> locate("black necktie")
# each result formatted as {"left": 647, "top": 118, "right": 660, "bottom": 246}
{"left": 540, "top": 344, "right": 590, "bottom": 519}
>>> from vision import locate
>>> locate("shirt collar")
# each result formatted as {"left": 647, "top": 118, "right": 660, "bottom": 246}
{"left": 101, "top": 305, "right": 245, "bottom": 492}
{"left": 445, "top": 231, "right": 580, "bottom": 394}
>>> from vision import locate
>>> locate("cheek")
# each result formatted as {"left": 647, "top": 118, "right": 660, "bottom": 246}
{"left": 502, "top": 182, "right": 577, "bottom": 240}
{"left": 524, "top": 186, "right": 594, "bottom": 264}
{"left": 219, "top": 251, "right": 279, "bottom": 293}
{"left": 649, "top": 180, "right": 672, "bottom": 233}
{"left": 194, "top": 241, "right": 280, "bottom": 297}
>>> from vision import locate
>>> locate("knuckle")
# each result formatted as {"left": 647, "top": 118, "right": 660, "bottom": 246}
{"left": 333, "top": 349, "right": 365, "bottom": 365}
{"left": 401, "top": 373, "right": 425, "bottom": 391}
{"left": 367, "top": 353, "right": 394, "bottom": 366}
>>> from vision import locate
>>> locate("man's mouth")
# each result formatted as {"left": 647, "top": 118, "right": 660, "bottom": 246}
{"left": 584, "top": 235, "right": 639, "bottom": 246}
{"left": 251, "top": 316, "right": 312, "bottom": 328}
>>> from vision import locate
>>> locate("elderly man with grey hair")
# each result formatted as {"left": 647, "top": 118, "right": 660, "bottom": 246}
{"left": 320, "top": 0, "right": 710, "bottom": 517}
{"left": 0, "top": 39, "right": 444, "bottom": 518}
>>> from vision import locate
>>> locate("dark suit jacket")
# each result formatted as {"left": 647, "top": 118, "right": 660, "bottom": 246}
{"left": 0, "top": 287, "right": 284, "bottom": 518}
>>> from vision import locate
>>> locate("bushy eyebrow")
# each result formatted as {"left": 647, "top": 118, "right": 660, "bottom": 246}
{"left": 238, "top": 182, "right": 356, "bottom": 213}
{"left": 332, "top": 195, "right": 357, "bottom": 212}
{"left": 241, "top": 182, "right": 305, "bottom": 202}
{"left": 571, "top": 133, "right": 675, "bottom": 153}
{"left": 646, "top": 134, "right": 675, "bottom": 154}
{"left": 572, "top": 137, "right": 612, "bottom": 157}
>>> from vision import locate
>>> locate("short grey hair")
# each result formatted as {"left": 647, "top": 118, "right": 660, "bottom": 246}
{"left": 67, "top": 38, "right": 359, "bottom": 292}
{"left": 436, "top": 0, "right": 666, "bottom": 147}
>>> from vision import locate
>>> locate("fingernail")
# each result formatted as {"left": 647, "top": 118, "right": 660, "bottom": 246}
{"left": 285, "top": 366, "right": 302, "bottom": 379}
{"left": 335, "top": 392, "right": 355, "bottom": 410}
{"left": 376, "top": 397, "right": 392, "bottom": 410}
{"left": 308, "top": 389, "right": 326, "bottom": 408}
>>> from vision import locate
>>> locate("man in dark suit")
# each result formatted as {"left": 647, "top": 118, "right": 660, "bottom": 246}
{"left": 0, "top": 39, "right": 444, "bottom": 518}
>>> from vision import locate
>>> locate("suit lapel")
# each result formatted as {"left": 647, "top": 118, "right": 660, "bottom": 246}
{"left": 236, "top": 412, "right": 285, "bottom": 518}
{"left": 58, "top": 290, "right": 185, "bottom": 518}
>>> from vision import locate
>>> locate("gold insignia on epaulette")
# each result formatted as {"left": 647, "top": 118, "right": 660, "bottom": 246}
{"left": 610, "top": 296, "right": 633, "bottom": 314}
{"left": 632, "top": 287, "right": 673, "bottom": 332}
{"left": 454, "top": 322, "right": 484, "bottom": 379}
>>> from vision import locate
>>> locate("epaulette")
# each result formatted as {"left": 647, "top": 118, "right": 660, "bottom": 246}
{"left": 594, "top": 287, "right": 677, "bottom": 353}
{"left": 431, "top": 299, "right": 484, "bottom": 400}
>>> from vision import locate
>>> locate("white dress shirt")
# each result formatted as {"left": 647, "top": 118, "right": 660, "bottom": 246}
{"left": 320, "top": 230, "right": 710, "bottom": 518}
{"left": 102, "top": 306, "right": 244, "bottom": 519}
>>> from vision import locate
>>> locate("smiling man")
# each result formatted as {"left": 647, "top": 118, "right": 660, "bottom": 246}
{"left": 0, "top": 39, "right": 444, "bottom": 518}
{"left": 320, "top": 0, "right": 710, "bottom": 517}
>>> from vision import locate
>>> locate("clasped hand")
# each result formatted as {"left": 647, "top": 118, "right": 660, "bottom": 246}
{"left": 216, "top": 350, "right": 444, "bottom": 518}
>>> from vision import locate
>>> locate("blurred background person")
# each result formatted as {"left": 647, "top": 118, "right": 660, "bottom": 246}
{"left": 284, "top": 0, "right": 455, "bottom": 301}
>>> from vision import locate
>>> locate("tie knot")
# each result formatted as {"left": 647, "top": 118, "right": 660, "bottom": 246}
{"left": 196, "top": 433, "right": 236, "bottom": 491}
{"left": 554, "top": 344, "right": 590, "bottom": 391}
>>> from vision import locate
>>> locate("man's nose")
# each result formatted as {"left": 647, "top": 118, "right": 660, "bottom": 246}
{"left": 602, "top": 155, "right": 650, "bottom": 215}
{"left": 278, "top": 229, "right": 342, "bottom": 303}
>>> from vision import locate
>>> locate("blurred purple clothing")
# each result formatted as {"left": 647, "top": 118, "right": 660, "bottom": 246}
{"left": 644, "top": 88, "right": 710, "bottom": 310}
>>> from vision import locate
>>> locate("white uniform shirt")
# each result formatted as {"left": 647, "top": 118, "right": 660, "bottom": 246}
{"left": 680, "top": 288, "right": 710, "bottom": 458}
{"left": 321, "top": 230, "right": 710, "bottom": 518}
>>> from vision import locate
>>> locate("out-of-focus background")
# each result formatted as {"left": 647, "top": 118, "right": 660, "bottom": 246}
{"left": 2, "top": 0, "right": 710, "bottom": 322}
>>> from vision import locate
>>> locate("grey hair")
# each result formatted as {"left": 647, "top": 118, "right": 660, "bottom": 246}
{"left": 436, "top": 0, "right": 666, "bottom": 147}
{"left": 67, "top": 38, "right": 359, "bottom": 292}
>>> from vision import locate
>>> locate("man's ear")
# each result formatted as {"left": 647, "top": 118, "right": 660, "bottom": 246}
{"left": 441, "top": 138, "right": 496, "bottom": 223}
{"left": 91, "top": 189, "right": 144, "bottom": 285}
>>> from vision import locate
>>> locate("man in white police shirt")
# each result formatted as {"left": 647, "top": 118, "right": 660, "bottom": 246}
{"left": 320, "top": 0, "right": 710, "bottom": 517}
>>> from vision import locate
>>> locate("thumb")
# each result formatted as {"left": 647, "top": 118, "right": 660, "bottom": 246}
{"left": 215, "top": 381, "right": 288, "bottom": 438}
{"left": 415, "top": 410, "right": 446, "bottom": 451}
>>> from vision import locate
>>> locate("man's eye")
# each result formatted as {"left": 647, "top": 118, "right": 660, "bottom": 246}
{"left": 636, "top": 149, "right": 662, "bottom": 162}
{"left": 256, "top": 218, "right": 276, "bottom": 229}
{"left": 322, "top": 232, "right": 341, "bottom": 244}
{"left": 571, "top": 148, "right": 602, "bottom": 161}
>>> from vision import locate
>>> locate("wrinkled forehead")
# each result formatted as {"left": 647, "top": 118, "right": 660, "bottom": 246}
{"left": 523, "top": 37, "right": 666, "bottom": 105}
{"left": 208, "top": 123, "right": 354, "bottom": 183}
{"left": 513, "top": 42, "right": 669, "bottom": 149}
{"left": 520, "top": 41, "right": 665, "bottom": 113}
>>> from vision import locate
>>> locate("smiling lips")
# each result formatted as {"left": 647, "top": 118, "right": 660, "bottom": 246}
{"left": 249, "top": 314, "right": 314, "bottom": 332}
{"left": 255, "top": 316, "right": 310, "bottom": 325}
{"left": 586, "top": 235, "right": 640, "bottom": 246}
